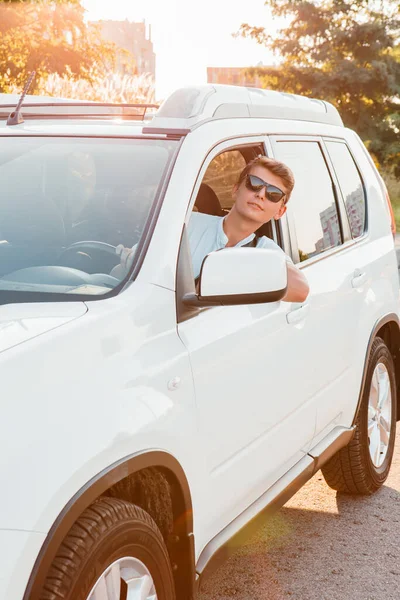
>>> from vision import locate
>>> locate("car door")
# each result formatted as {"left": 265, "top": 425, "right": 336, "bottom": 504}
{"left": 176, "top": 139, "right": 317, "bottom": 539}
{"left": 316, "top": 136, "right": 388, "bottom": 436}
{"left": 270, "top": 135, "right": 366, "bottom": 444}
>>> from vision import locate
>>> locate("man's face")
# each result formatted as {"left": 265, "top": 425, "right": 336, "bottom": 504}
{"left": 232, "top": 165, "right": 287, "bottom": 226}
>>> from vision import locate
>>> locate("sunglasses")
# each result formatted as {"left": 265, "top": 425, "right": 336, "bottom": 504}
{"left": 245, "top": 174, "right": 286, "bottom": 203}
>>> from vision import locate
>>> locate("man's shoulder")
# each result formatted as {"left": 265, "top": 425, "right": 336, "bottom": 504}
{"left": 256, "top": 235, "right": 293, "bottom": 264}
{"left": 188, "top": 212, "right": 222, "bottom": 235}
{"left": 190, "top": 212, "right": 222, "bottom": 225}
{"left": 256, "top": 235, "right": 281, "bottom": 250}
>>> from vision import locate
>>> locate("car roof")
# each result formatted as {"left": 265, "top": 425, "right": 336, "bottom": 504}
{"left": 0, "top": 94, "right": 158, "bottom": 137}
{"left": 0, "top": 118, "right": 148, "bottom": 137}
{"left": 0, "top": 84, "right": 344, "bottom": 138}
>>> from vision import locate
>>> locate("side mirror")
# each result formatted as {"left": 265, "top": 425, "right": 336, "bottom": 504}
{"left": 184, "top": 247, "right": 287, "bottom": 307}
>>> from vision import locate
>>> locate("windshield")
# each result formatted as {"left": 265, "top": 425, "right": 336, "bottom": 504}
{"left": 0, "top": 136, "right": 176, "bottom": 302}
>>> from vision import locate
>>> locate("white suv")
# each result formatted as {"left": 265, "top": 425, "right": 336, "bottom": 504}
{"left": 0, "top": 84, "right": 398, "bottom": 600}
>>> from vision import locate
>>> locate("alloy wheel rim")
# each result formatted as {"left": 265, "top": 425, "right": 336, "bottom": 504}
{"left": 368, "top": 362, "right": 392, "bottom": 468}
{"left": 86, "top": 556, "right": 157, "bottom": 600}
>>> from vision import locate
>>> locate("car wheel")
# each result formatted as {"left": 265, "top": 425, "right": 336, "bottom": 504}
{"left": 321, "top": 337, "right": 396, "bottom": 494}
{"left": 41, "top": 497, "right": 176, "bottom": 600}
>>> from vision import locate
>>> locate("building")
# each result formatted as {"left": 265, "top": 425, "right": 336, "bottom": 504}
{"left": 93, "top": 20, "right": 155, "bottom": 79}
{"left": 345, "top": 185, "right": 365, "bottom": 237}
{"left": 317, "top": 203, "right": 341, "bottom": 252}
{"left": 207, "top": 67, "right": 263, "bottom": 88}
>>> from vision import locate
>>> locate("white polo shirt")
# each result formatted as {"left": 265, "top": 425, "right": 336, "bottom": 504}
{"left": 187, "top": 212, "right": 293, "bottom": 279}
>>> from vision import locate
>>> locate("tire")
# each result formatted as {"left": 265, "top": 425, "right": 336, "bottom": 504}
{"left": 322, "top": 337, "right": 397, "bottom": 495}
{"left": 41, "top": 497, "right": 176, "bottom": 600}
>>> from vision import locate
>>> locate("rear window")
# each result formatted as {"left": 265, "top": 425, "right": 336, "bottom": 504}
{"left": 325, "top": 140, "right": 366, "bottom": 238}
{"left": 0, "top": 137, "right": 176, "bottom": 301}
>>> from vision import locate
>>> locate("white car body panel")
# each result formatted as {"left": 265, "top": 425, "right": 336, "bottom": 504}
{"left": 0, "top": 531, "right": 46, "bottom": 600}
{"left": 0, "top": 302, "right": 87, "bottom": 353}
{"left": 178, "top": 298, "right": 316, "bottom": 547}
{"left": 0, "top": 88, "right": 398, "bottom": 600}
{"left": 0, "top": 284, "right": 199, "bottom": 533}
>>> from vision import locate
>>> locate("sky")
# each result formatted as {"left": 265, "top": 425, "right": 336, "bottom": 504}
{"left": 82, "top": 0, "right": 278, "bottom": 100}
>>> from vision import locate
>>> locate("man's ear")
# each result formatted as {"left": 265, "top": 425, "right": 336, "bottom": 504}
{"left": 232, "top": 183, "right": 239, "bottom": 199}
{"left": 274, "top": 204, "right": 287, "bottom": 220}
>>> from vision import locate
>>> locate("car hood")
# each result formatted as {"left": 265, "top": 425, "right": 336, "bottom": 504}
{"left": 0, "top": 302, "right": 87, "bottom": 354}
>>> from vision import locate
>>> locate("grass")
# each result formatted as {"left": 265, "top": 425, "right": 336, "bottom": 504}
{"left": 12, "top": 72, "right": 156, "bottom": 104}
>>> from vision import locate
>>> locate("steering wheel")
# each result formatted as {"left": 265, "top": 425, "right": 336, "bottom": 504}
{"left": 58, "top": 241, "right": 119, "bottom": 273}
{"left": 59, "top": 240, "right": 117, "bottom": 258}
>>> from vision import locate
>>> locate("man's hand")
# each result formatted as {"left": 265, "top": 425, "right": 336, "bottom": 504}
{"left": 282, "top": 263, "right": 309, "bottom": 302}
{"left": 109, "top": 244, "right": 137, "bottom": 279}
{"left": 115, "top": 244, "right": 136, "bottom": 271}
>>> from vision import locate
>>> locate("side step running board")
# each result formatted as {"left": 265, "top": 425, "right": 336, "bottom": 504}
{"left": 196, "top": 426, "right": 355, "bottom": 590}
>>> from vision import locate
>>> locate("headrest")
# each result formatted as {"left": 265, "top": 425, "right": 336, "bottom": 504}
{"left": 195, "top": 183, "right": 224, "bottom": 216}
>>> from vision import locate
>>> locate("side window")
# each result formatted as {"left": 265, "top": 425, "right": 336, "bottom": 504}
{"left": 272, "top": 140, "right": 342, "bottom": 263}
{"left": 188, "top": 144, "right": 272, "bottom": 282}
{"left": 325, "top": 141, "right": 366, "bottom": 238}
{"left": 201, "top": 150, "right": 246, "bottom": 211}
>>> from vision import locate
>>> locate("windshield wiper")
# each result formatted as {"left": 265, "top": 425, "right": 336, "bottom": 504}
{"left": 6, "top": 71, "right": 36, "bottom": 127}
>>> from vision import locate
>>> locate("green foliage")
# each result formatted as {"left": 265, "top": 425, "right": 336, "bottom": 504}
{"left": 382, "top": 167, "right": 400, "bottom": 228}
{"left": 239, "top": 0, "right": 400, "bottom": 177}
{"left": 0, "top": 0, "right": 116, "bottom": 93}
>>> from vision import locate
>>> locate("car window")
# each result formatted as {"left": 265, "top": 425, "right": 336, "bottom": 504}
{"left": 202, "top": 149, "right": 246, "bottom": 210}
{"left": 325, "top": 140, "right": 366, "bottom": 238}
{"left": 272, "top": 140, "right": 342, "bottom": 263}
{"left": 188, "top": 146, "right": 276, "bottom": 282}
{"left": 0, "top": 137, "right": 177, "bottom": 300}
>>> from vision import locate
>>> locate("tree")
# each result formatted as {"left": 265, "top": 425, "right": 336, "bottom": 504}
{"left": 239, "top": 0, "right": 400, "bottom": 176}
{"left": 0, "top": 0, "right": 116, "bottom": 93}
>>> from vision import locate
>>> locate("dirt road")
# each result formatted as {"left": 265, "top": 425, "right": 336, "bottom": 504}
{"left": 198, "top": 428, "right": 400, "bottom": 600}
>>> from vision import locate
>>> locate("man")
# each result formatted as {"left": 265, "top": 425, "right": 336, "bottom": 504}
{"left": 188, "top": 155, "right": 309, "bottom": 303}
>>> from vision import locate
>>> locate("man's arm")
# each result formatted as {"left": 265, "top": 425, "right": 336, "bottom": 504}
{"left": 282, "top": 263, "right": 309, "bottom": 302}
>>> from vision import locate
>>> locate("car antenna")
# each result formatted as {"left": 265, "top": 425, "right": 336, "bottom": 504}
{"left": 6, "top": 71, "right": 36, "bottom": 126}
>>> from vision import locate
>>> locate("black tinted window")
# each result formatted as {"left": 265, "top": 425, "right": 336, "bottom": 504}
{"left": 273, "top": 140, "right": 341, "bottom": 263}
{"left": 326, "top": 141, "right": 366, "bottom": 238}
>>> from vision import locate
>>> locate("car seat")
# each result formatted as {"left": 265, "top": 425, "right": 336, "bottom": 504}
{"left": 195, "top": 183, "right": 225, "bottom": 216}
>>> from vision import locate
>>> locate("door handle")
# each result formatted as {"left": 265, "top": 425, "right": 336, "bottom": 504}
{"left": 351, "top": 270, "right": 367, "bottom": 288}
{"left": 286, "top": 304, "right": 309, "bottom": 324}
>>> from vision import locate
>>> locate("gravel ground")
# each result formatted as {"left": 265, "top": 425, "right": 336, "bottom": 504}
{"left": 198, "top": 427, "right": 400, "bottom": 600}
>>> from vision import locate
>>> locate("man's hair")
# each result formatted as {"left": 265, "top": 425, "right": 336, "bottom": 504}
{"left": 237, "top": 155, "right": 295, "bottom": 203}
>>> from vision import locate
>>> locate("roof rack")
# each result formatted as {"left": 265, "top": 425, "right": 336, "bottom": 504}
{"left": 0, "top": 86, "right": 344, "bottom": 133}
{"left": 0, "top": 101, "right": 159, "bottom": 121}
{"left": 143, "top": 84, "right": 344, "bottom": 133}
